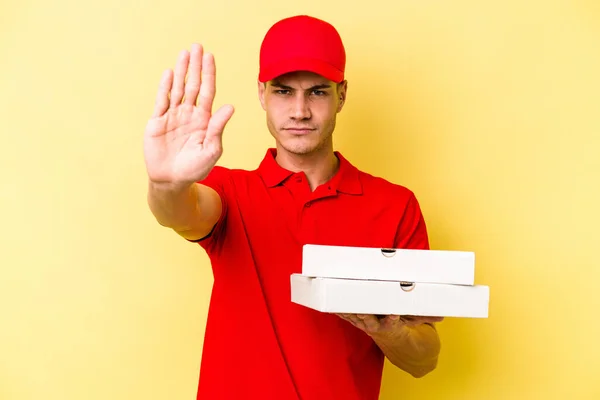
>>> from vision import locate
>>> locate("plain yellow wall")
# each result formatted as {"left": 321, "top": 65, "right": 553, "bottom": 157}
{"left": 1, "top": 0, "right": 599, "bottom": 399}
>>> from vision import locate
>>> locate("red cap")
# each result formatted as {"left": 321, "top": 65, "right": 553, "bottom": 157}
{"left": 258, "top": 15, "right": 346, "bottom": 83}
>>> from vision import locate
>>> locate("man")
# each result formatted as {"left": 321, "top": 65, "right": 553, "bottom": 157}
{"left": 144, "top": 15, "right": 443, "bottom": 400}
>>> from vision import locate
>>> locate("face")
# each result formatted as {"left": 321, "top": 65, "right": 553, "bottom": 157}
{"left": 258, "top": 71, "right": 347, "bottom": 157}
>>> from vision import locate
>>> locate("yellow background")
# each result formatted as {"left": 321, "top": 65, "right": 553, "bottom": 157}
{"left": 1, "top": 0, "right": 599, "bottom": 399}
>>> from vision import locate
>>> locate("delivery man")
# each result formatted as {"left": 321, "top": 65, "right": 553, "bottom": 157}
{"left": 144, "top": 14, "right": 443, "bottom": 400}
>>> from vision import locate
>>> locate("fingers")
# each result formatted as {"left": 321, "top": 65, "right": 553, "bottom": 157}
{"left": 152, "top": 69, "right": 173, "bottom": 117}
{"left": 420, "top": 316, "right": 444, "bottom": 324}
{"left": 337, "top": 314, "right": 381, "bottom": 333}
{"left": 337, "top": 313, "right": 361, "bottom": 328}
{"left": 346, "top": 314, "right": 365, "bottom": 330}
{"left": 357, "top": 314, "right": 380, "bottom": 332}
{"left": 205, "top": 104, "right": 235, "bottom": 144}
{"left": 171, "top": 49, "right": 190, "bottom": 107}
{"left": 379, "top": 315, "right": 402, "bottom": 331}
{"left": 158, "top": 45, "right": 215, "bottom": 113}
{"left": 337, "top": 314, "right": 443, "bottom": 336}
{"left": 336, "top": 313, "right": 352, "bottom": 325}
{"left": 184, "top": 44, "right": 203, "bottom": 106}
{"left": 402, "top": 315, "right": 444, "bottom": 327}
{"left": 198, "top": 52, "right": 216, "bottom": 113}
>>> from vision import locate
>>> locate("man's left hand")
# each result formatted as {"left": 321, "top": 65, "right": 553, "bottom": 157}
{"left": 336, "top": 314, "right": 444, "bottom": 338}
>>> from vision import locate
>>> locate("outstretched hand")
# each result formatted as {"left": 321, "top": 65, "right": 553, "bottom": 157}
{"left": 337, "top": 314, "right": 444, "bottom": 338}
{"left": 143, "top": 43, "right": 235, "bottom": 189}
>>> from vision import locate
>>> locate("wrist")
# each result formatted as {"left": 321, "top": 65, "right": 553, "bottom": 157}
{"left": 149, "top": 179, "right": 195, "bottom": 195}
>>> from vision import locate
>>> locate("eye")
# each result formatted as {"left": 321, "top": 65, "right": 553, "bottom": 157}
{"left": 311, "top": 90, "right": 326, "bottom": 96}
{"left": 274, "top": 89, "right": 290, "bottom": 95}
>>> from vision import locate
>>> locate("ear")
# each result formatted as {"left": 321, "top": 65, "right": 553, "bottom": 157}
{"left": 257, "top": 80, "right": 267, "bottom": 111}
{"left": 336, "top": 80, "right": 348, "bottom": 113}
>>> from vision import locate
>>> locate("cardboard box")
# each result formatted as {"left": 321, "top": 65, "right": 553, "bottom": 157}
{"left": 290, "top": 274, "right": 490, "bottom": 318}
{"left": 302, "top": 244, "right": 476, "bottom": 285}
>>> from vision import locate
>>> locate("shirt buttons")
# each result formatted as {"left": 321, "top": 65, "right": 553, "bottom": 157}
{"left": 305, "top": 202, "right": 312, "bottom": 208}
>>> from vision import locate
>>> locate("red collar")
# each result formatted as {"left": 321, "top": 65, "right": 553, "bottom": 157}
{"left": 257, "top": 148, "right": 362, "bottom": 195}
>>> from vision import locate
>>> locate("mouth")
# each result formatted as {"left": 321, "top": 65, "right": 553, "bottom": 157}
{"left": 284, "top": 128, "right": 316, "bottom": 135}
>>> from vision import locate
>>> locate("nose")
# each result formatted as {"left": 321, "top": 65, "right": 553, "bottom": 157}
{"left": 291, "top": 94, "right": 311, "bottom": 120}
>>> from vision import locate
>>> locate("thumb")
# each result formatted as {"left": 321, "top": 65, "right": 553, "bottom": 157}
{"left": 205, "top": 104, "right": 235, "bottom": 144}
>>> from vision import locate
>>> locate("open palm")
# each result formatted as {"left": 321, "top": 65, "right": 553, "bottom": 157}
{"left": 144, "top": 44, "right": 234, "bottom": 187}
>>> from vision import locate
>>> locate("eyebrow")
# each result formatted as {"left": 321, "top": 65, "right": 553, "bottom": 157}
{"left": 270, "top": 82, "right": 332, "bottom": 91}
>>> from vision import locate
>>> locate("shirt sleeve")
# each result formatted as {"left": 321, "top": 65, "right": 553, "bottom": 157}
{"left": 393, "top": 192, "right": 430, "bottom": 250}
{"left": 188, "top": 166, "right": 230, "bottom": 254}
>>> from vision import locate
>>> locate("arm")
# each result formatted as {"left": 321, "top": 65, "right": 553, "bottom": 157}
{"left": 383, "top": 191, "right": 441, "bottom": 376}
{"left": 337, "top": 314, "right": 442, "bottom": 378}
{"left": 143, "top": 43, "right": 234, "bottom": 241}
{"left": 370, "top": 318, "right": 441, "bottom": 377}
{"left": 147, "top": 181, "right": 222, "bottom": 241}
{"left": 338, "top": 192, "right": 442, "bottom": 377}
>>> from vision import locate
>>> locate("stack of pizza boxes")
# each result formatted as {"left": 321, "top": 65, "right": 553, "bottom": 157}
{"left": 291, "top": 244, "right": 489, "bottom": 318}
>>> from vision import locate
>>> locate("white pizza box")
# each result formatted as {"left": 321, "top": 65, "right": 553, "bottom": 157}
{"left": 290, "top": 274, "right": 489, "bottom": 318}
{"left": 302, "top": 244, "right": 476, "bottom": 286}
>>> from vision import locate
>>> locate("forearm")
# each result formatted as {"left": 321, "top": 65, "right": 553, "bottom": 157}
{"left": 147, "top": 181, "right": 201, "bottom": 232}
{"left": 371, "top": 323, "right": 441, "bottom": 378}
{"left": 147, "top": 180, "right": 223, "bottom": 240}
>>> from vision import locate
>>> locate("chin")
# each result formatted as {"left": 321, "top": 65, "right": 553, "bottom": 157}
{"left": 279, "top": 137, "right": 323, "bottom": 156}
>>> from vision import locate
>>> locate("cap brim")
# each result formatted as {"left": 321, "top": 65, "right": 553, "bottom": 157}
{"left": 259, "top": 57, "right": 344, "bottom": 83}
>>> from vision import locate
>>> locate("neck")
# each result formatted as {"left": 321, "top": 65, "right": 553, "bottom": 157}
{"left": 275, "top": 144, "right": 339, "bottom": 191}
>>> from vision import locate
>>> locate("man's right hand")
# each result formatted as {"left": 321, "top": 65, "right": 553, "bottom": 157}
{"left": 143, "top": 43, "right": 235, "bottom": 190}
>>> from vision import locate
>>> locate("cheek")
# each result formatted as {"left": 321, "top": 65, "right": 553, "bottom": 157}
{"left": 313, "top": 102, "right": 338, "bottom": 125}
{"left": 265, "top": 101, "right": 286, "bottom": 120}
{"left": 266, "top": 108, "right": 284, "bottom": 128}
{"left": 265, "top": 110, "right": 288, "bottom": 136}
